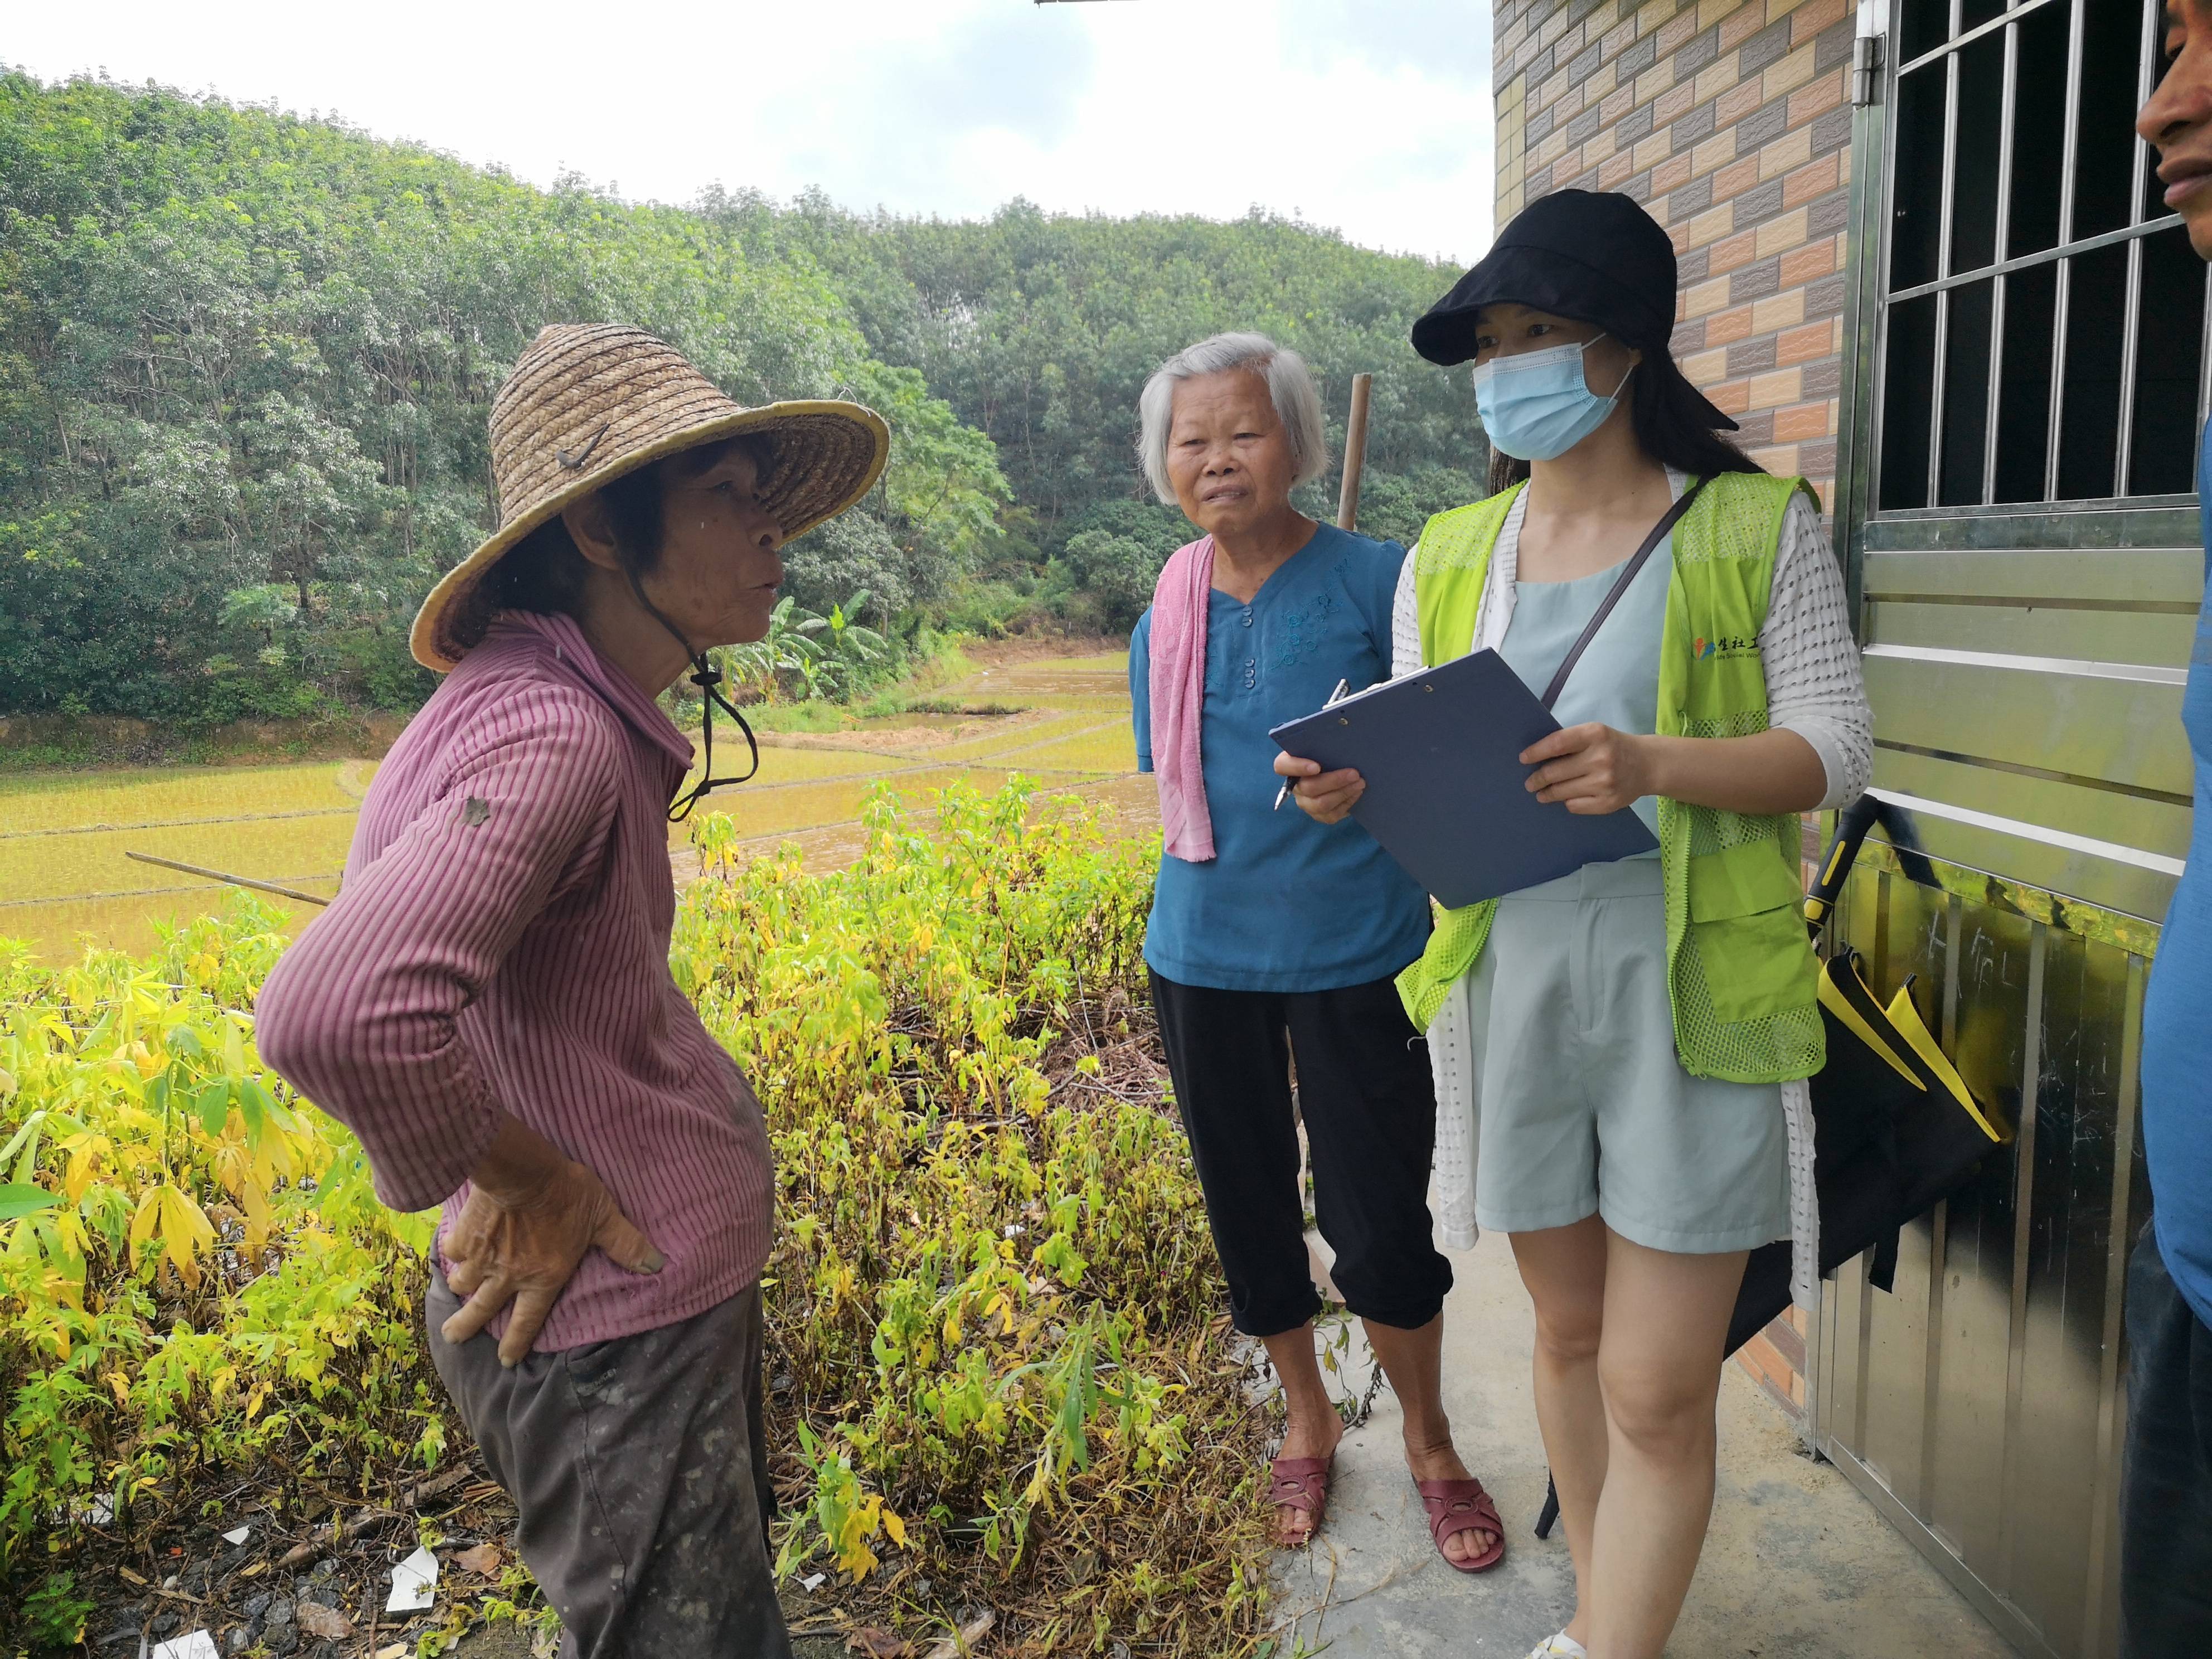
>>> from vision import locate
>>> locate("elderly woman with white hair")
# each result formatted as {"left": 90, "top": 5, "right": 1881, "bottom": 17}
{"left": 1128, "top": 332, "right": 1503, "bottom": 1570}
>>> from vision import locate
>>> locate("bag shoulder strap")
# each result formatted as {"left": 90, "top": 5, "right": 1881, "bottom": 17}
{"left": 1539, "top": 475, "right": 1710, "bottom": 711}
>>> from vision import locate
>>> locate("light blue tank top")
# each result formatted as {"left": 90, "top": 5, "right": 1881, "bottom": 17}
{"left": 1496, "top": 532, "right": 1673, "bottom": 855}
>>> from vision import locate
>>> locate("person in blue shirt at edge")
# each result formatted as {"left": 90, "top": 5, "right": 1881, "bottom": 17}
{"left": 2129, "top": 12, "right": 2212, "bottom": 1655}
{"left": 1279, "top": 190, "right": 1873, "bottom": 1659}
{"left": 1127, "top": 332, "right": 1503, "bottom": 1573}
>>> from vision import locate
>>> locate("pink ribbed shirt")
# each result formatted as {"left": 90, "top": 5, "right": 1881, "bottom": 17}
{"left": 256, "top": 609, "right": 772, "bottom": 1352}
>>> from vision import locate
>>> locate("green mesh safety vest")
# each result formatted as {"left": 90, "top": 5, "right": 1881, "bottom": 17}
{"left": 1395, "top": 472, "right": 1827, "bottom": 1086}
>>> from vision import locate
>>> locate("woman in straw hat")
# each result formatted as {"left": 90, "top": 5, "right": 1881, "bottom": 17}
{"left": 258, "top": 323, "right": 887, "bottom": 1658}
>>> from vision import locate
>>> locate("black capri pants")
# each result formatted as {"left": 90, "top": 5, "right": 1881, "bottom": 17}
{"left": 1151, "top": 968, "right": 1453, "bottom": 1337}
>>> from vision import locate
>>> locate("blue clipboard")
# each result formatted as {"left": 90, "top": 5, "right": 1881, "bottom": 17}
{"left": 1268, "top": 648, "right": 1657, "bottom": 908}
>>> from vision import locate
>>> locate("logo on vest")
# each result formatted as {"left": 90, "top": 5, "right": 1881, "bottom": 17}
{"left": 1692, "top": 634, "right": 1755, "bottom": 662}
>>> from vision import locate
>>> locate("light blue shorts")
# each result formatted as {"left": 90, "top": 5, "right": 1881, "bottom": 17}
{"left": 1463, "top": 857, "right": 1790, "bottom": 1254}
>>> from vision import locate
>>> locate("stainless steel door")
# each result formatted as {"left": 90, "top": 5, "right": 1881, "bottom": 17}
{"left": 1816, "top": 853, "right": 2153, "bottom": 1659}
{"left": 1820, "top": 5, "right": 2198, "bottom": 1657}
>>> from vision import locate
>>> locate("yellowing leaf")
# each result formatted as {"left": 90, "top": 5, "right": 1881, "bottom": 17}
{"left": 838, "top": 1539, "right": 880, "bottom": 1583}
{"left": 63, "top": 1134, "right": 108, "bottom": 1202}
{"left": 133, "top": 1183, "right": 215, "bottom": 1288}
{"left": 239, "top": 1181, "right": 273, "bottom": 1258}
{"left": 128, "top": 1188, "right": 161, "bottom": 1259}
{"left": 880, "top": 1507, "right": 908, "bottom": 1550}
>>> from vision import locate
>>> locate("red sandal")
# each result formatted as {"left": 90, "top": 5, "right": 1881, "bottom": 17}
{"left": 1267, "top": 1453, "right": 1333, "bottom": 1548}
{"left": 1416, "top": 1476, "right": 1506, "bottom": 1573}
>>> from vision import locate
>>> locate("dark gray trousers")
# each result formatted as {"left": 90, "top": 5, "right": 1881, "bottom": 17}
{"left": 2121, "top": 1229, "right": 2212, "bottom": 1657}
{"left": 426, "top": 1273, "right": 792, "bottom": 1659}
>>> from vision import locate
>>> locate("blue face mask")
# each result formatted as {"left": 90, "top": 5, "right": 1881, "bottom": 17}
{"left": 1472, "top": 335, "right": 1634, "bottom": 462}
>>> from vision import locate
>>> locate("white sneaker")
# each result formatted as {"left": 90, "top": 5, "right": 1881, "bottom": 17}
{"left": 1525, "top": 1636, "right": 1587, "bottom": 1659}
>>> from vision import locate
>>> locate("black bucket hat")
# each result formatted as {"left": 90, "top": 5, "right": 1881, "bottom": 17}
{"left": 1412, "top": 189, "right": 1734, "bottom": 428}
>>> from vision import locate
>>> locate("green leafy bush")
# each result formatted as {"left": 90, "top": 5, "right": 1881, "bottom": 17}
{"left": 1347, "top": 463, "right": 1496, "bottom": 551}
{"left": 2, "top": 783, "right": 1274, "bottom": 1653}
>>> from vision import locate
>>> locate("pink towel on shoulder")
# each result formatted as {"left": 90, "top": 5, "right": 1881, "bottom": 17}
{"left": 1148, "top": 536, "right": 1217, "bottom": 863}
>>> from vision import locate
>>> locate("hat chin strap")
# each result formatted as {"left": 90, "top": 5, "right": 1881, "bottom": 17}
{"left": 624, "top": 567, "right": 761, "bottom": 823}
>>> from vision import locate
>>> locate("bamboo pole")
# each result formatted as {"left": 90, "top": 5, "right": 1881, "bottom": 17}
{"left": 124, "top": 850, "right": 331, "bottom": 907}
{"left": 1335, "top": 372, "right": 1374, "bottom": 532}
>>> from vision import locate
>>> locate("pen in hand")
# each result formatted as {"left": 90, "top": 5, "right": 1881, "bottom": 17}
{"left": 1274, "top": 678, "right": 1352, "bottom": 811}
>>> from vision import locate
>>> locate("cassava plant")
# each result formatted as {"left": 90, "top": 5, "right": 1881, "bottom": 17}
{"left": 3, "top": 782, "right": 1277, "bottom": 1655}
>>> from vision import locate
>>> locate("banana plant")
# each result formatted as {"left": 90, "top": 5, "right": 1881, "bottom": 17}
{"left": 717, "top": 591, "right": 889, "bottom": 704}
{"left": 721, "top": 596, "right": 827, "bottom": 700}
{"left": 794, "top": 589, "right": 888, "bottom": 701}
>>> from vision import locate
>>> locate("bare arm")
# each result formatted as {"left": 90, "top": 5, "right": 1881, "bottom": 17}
{"left": 1519, "top": 723, "right": 1828, "bottom": 816}
{"left": 1520, "top": 495, "right": 1861, "bottom": 822}
{"left": 1279, "top": 721, "right": 1830, "bottom": 827}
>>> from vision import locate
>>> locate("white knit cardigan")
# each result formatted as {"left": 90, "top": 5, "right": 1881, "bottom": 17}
{"left": 1393, "top": 473, "right": 1873, "bottom": 1312}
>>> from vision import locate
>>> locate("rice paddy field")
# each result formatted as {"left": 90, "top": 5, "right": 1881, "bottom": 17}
{"left": 0, "top": 651, "right": 1153, "bottom": 962}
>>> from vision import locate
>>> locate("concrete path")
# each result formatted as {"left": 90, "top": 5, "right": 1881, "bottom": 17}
{"left": 1271, "top": 1229, "right": 2020, "bottom": 1659}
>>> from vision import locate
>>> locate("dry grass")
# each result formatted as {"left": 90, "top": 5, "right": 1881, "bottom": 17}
{"left": 0, "top": 651, "right": 1149, "bottom": 965}
{"left": 992, "top": 727, "right": 1142, "bottom": 776}
{"left": 934, "top": 714, "right": 1113, "bottom": 765}
{"left": 2, "top": 815, "right": 355, "bottom": 900}
{"left": 1, "top": 885, "right": 341, "bottom": 962}
{"left": 0, "top": 760, "right": 368, "bottom": 832}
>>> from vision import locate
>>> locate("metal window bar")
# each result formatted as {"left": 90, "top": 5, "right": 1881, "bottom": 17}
{"left": 1866, "top": 0, "right": 1911, "bottom": 523}
{"left": 2046, "top": 0, "right": 2088, "bottom": 501}
{"left": 1896, "top": 0, "right": 2068, "bottom": 79}
{"left": 1841, "top": 9, "right": 1893, "bottom": 579}
{"left": 1887, "top": 215, "right": 2187, "bottom": 304}
{"left": 2118, "top": 249, "right": 2146, "bottom": 497}
{"left": 1928, "top": 0, "right": 1966, "bottom": 508}
{"left": 2137, "top": 0, "right": 2161, "bottom": 235}
{"left": 1875, "top": 0, "right": 2192, "bottom": 510}
{"left": 1983, "top": 12, "right": 2022, "bottom": 506}
{"left": 2199, "top": 262, "right": 2212, "bottom": 430}
{"left": 2117, "top": 0, "right": 2159, "bottom": 492}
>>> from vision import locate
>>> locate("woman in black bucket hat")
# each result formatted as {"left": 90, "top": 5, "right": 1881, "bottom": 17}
{"left": 1411, "top": 188, "right": 1748, "bottom": 491}
{"left": 1275, "top": 190, "right": 1873, "bottom": 1659}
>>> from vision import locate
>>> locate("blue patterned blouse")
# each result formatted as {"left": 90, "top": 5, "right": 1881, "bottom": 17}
{"left": 1129, "top": 523, "right": 1430, "bottom": 992}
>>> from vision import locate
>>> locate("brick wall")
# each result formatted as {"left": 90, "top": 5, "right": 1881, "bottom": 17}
{"left": 1492, "top": 0, "right": 1863, "bottom": 1421}
{"left": 1493, "top": 0, "right": 1858, "bottom": 511}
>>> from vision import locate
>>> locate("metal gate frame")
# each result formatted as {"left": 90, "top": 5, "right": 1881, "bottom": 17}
{"left": 1816, "top": 6, "right": 2198, "bottom": 1657}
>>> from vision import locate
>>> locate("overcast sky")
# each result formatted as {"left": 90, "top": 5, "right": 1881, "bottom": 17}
{"left": 7, "top": 1, "right": 1496, "bottom": 266}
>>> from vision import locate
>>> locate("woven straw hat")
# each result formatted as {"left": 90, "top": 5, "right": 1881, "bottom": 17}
{"left": 411, "top": 322, "right": 891, "bottom": 671}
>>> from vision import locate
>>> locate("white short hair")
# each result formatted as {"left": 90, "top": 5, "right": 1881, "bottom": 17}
{"left": 1136, "top": 332, "right": 1330, "bottom": 505}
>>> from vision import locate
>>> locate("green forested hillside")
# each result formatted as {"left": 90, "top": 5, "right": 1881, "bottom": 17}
{"left": 717, "top": 190, "right": 1492, "bottom": 534}
{"left": 0, "top": 72, "right": 1487, "bottom": 724}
